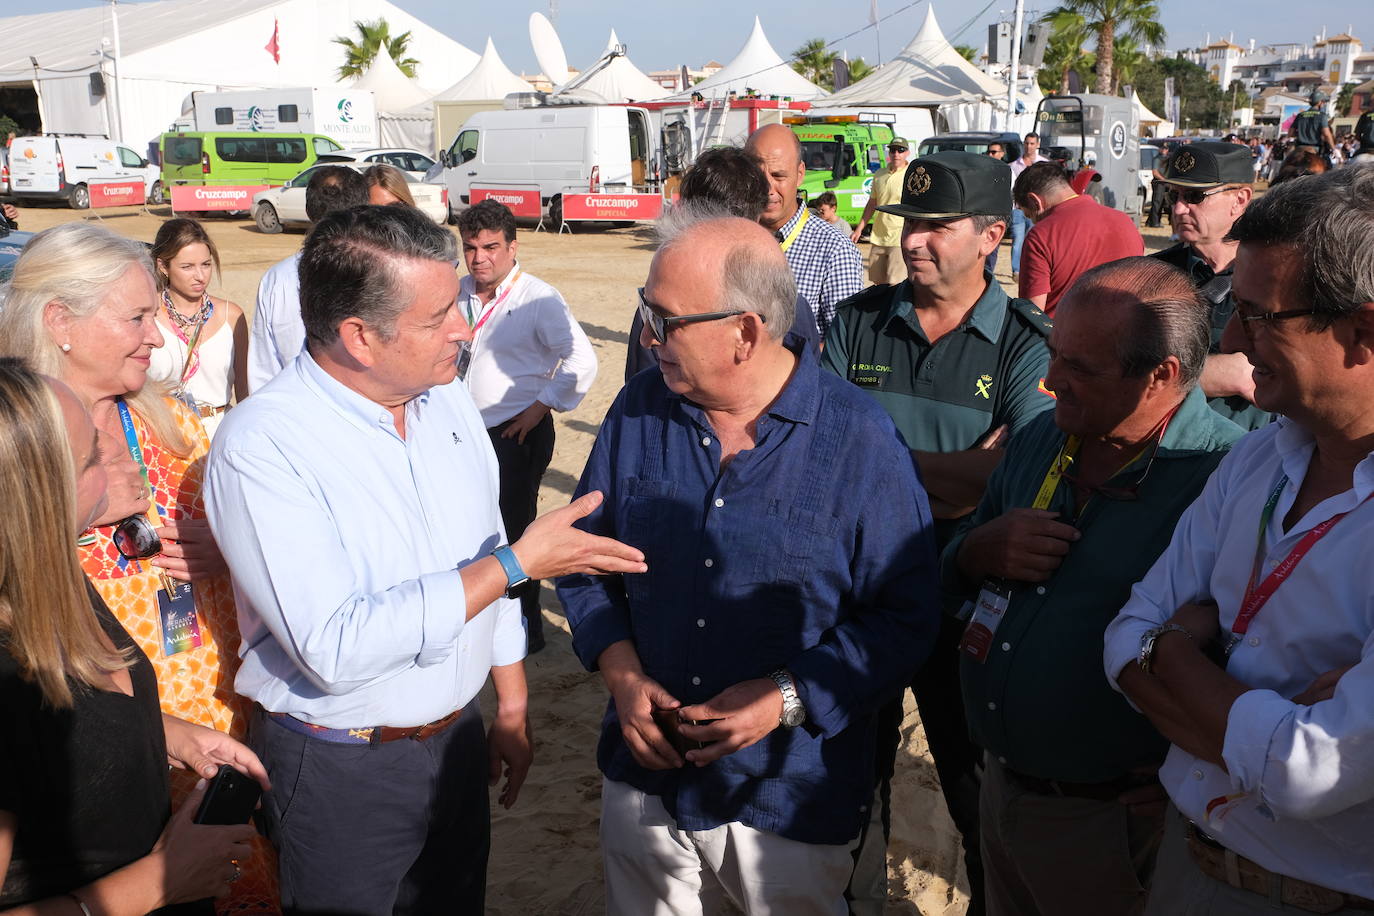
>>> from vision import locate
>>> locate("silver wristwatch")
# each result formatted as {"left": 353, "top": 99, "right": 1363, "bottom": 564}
{"left": 770, "top": 669, "right": 806, "bottom": 728}
{"left": 1138, "top": 624, "right": 1193, "bottom": 676}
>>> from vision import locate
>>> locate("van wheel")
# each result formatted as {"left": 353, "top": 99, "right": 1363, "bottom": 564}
{"left": 549, "top": 196, "right": 568, "bottom": 232}
{"left": 150, "top": 181, "right": 166, "bottom": 205}
{"left": 69, "top": 184, "right": 91, "bottom": 210}
{"left": 255, "top": 203, "right": 282, "bottom": 234}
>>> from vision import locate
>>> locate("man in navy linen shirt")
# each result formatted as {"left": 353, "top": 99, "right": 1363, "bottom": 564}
{"left": 557, "top": 208, "right": 941, "bottom": 914}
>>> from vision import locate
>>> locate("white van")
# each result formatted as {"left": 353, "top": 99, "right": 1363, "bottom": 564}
{"left": 8, "top": 136, "right": 159, "bottom": 209}
{"left": 437, "top": 104, "right": 655, "bottom": 224}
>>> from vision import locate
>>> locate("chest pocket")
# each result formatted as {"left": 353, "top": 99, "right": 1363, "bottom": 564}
{"left": 751, "top": 501, "right": 840, "bottom": 585}
{"left": 621, "top": 477, "right": 679, "bottom": 605}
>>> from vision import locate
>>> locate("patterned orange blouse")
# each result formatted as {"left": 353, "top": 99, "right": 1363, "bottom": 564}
{"left": 79, "top": 398, "right": 279, "bottom": 915}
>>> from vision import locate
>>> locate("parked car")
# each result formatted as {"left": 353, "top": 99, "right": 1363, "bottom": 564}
{"left": 7, "top": 136, "right": 159, "bottom": 209}
{"left": 0, "top": 222, "right": 37, "bottom": 282}
{"left": 252, "top": 162, "right": 447, "bottom": 233}
{"left": 315, "top": 147, "right": 437, "bottom": 179}
{"left": 917, "top": 131, "right": 1025, "bottom": 162}
{"left": 0, "top": 146, "right": 10, "bottom": 196}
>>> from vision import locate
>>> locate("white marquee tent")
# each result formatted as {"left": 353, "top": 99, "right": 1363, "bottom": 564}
{"left": 0, "top": 0, "right": 479, "bottom": 154}
{"left": 574, "top": 30, "right": 669, "bottom": 103}
{"left": 668, "top": 17, "right": 824, "bottom": 101}
{"left": 352, "top": 51, "right": 433, "bottom": 111}
{"left": 431, "top": 37, "right": 533, "bottom": 102}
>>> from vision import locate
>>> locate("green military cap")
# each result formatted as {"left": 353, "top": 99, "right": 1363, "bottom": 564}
{"left": 888, "top": 137, "right": 910, "bottom": 149}
{"left": 1159, "top": 141, "right": 1254, "bottom": 188}
{"left": 876, "top": 150, "right": 1011, "bottom": 221}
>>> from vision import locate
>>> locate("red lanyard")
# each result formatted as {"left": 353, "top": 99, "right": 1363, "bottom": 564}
{"left": 466, "top": 269, "right": 522, "bottom": 334}
{"left": 1229, "top": 475, "right": 1370, "bottom": 649}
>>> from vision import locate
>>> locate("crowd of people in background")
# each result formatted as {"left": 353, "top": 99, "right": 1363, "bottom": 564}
{"left": 0, "top": 109, "right": 1372, "bottom": 916}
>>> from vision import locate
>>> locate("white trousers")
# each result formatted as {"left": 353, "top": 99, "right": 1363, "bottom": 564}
{"left": 600, "top": 778, "right": 856, "bottom": 916}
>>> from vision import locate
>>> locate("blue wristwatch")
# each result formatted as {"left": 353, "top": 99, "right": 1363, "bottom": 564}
{"left": 492, "top": 545, "right": 530, "bottom": 598}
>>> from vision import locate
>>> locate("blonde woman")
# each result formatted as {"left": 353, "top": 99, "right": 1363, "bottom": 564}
{"left": 363, "top": 163, "right": 416, "bottom": 207}
{"left": 148, "top": 218, "right": 249, "bottom": 439}
{"left": 0, "top": 358, "right": 264, "bottom": 914}
{"left": 0, "top": 224, "right": 279, "bottom": 915}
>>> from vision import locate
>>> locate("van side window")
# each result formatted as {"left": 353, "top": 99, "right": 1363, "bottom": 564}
{"left": 118, "top": 147, "right": 144, "bottom": 168}
{"left": 214, "top": 107, "right": 233, "bottom": 126}
{"left": 217, "top": 137, "right": 266, "bottom": 163}
{"left": 164, "top": 137, "right": 203, "bottom": 166}
{"left": 456, "top": 130, "right": 478, "bottom": 164}
{"left": 279, "top": 105, "right": 299, "bottom": 123}
{"left": 313, "top": 137, "right": 340, "bottom": 156}
{"left": 268, "top": 139, "right": 308, "bottom": 164}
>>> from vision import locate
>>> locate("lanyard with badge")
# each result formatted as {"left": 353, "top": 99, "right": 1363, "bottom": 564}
{"left": 456, "top": 269, "right": 522, "bottom": 381}
{"left": 114, "top": 399, "right": 202, "bottom": 657}
{"left": 778, "top": 207, "right": 809, "bottom": 253}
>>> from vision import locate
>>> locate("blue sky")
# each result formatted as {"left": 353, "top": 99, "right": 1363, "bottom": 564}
{"left": 10, "top": 0, "right": 1373, "bottom": 77}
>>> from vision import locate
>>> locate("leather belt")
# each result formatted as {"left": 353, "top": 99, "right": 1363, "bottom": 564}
{"left": 1004, "top": 766, "right": 1152, "bottom": 802}
{"left": 267, "top": 707, "right": 463, "bottom": 745}
{"left": 1185, "top": 823, "right": 1374, "bottom": 913}
{"left": 194, "top": 404, "right": 229, "bottom": 419}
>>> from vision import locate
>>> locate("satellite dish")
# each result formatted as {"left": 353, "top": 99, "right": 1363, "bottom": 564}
{"left": 529, "top": 13, "right": 570, "bottom": 88}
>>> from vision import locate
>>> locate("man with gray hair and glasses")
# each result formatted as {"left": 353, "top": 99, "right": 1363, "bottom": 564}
{"left": 1106, "top": 167, "right": 1374, "bottom": 914}
{"left": 558, "top": 205, "right": 941, "bottom": 914}
{"left": 945, "top": 257, "right": 1243, "bottom": 915}
{"left": 205, "top": 204, "right": 646, "bottom": 914}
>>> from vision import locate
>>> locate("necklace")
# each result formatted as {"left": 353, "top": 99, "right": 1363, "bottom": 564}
{"left": 162, "top": 289, "right": 213, "bottom": 333}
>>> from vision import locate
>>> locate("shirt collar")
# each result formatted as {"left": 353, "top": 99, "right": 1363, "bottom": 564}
{"left": 296, "top": 349, "right": 430, "bottom": 440}
{"left": 1272, "top": 415, "right": 1374, "bottom": 504}
{"left": 1155, "top": 386, "right": 1241, "bottom": 455}
{"left": 774, "top": 204, "right": 806, "bottom": 243}
{"left": 460, "top": 260, "right": 522, "bottom": 300}
{"left": 671, "top": 335, "right": 818, "bottom": 427}
{"left": 886, "top": 274, "right": 1009, "bottom": 344}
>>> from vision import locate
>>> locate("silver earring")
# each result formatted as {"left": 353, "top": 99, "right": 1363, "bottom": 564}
{"left": 61, "top": 343, "right": 72, "bottom": 352}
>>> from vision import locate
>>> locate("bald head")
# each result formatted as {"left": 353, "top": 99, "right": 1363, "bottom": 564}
{"left": 744, "top": 123, "right": 806, "bottom": 231}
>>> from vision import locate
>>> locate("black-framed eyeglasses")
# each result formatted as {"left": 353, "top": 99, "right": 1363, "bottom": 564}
{"left": 637, "top": 288, "right": 751, "bottom": 344}
{"left": 112, "top": 514, "right": 162, "bottom": 560}
{"left": 1164, "top": 184, "right": 1239, "bottom": 206}
{"left": 1237, "top": 308, "right": 1320, "bottom": 327}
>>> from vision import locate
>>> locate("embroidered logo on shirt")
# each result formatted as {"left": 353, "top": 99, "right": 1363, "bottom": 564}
{"left": 975, "top": 374, "right": 993, "bottom": 399}
{"left": 452, "top": 432, "right": 462, "bottom": 444}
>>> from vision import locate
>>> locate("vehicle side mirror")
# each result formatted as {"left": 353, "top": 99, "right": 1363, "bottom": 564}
{"left": 439, "top": 151, "right": 452, "bottom": 168}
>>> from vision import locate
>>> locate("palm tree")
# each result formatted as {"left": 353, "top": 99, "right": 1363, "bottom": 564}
{"left": 954, "top": 45, "right": 979, "bottom": 63}
{"left": 333, "top": 19, "right": 420, "bottom": 80}
{"left": 791, "top": 38, "right": 837, "bottom": 90}
{"left": 1040, "top": 10, "right": 1094, "bottom": 94}
{"left": 1043, "top": 0, "right": 1164, "bottom": 95}
{"left": 1109, "top": 35, "right": 1148, "bottom": 94}
{"left": 849, "top": 57, "right": 876, "bottom": 82}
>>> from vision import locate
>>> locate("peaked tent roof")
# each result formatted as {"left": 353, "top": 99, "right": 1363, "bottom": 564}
{"left": 825, "top": 6, "right": 1005, "bottom": 107}
{"left": 432, "top": 37, "right": 533, "bottom": 101}
{"left": 573, "top": 29, "right": 669, "bottom": 102}
{"left": 1131, "top": 89, "right": 1164, "bottom": 124}
{"left": 668, "top": 17, "right": 823, "bottom": 100}
{"left": 353, "top": 51, "right": 433, "bottom": 112}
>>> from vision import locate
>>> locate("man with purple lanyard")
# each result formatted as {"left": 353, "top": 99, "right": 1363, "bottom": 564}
{"left": 1105, "top": 167, "right": 1374, "bottom": 914}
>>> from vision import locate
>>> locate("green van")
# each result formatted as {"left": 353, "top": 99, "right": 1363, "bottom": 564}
{"left": 155, "top": 131, "right": 343, "bottom": 202}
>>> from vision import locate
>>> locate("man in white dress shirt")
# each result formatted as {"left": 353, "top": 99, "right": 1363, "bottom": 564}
{"left": 1104, "top": 167, "right": 1374, "bottom": 914}
{"left": 246, "top": 165, "right": 369, "bottom": 392}
{"left": 456, "top": 199, "right": 597, "bottom": 653}
{"left": 205, "top": 204, "right": 645, "bottom": 914}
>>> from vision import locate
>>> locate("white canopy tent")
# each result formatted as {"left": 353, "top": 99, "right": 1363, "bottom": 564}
{"left": 825, "top": 6, "right": 1007, "bottom": 131}
{"left": 353, "top": 51, "right": 433, "bottom": 111}
{"left": 0, "top": 0, "right": 478, "bottom": 154}
{"left": 1131, "top": 89, "right": 1171, "bottom": 137}
{"left": 573, "top": 30, "right": 669, "bottom": 103}
{"left": 431, "top": 37, "right": 533, "bottom": 101}
{"left": 667, "top": 17, "right": 824, "bottom": 101}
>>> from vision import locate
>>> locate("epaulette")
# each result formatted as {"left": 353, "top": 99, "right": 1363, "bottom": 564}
{"left": 834, "top": 282, "right": 900, "bottom": 315}
{"left": 1006, "top": 296, "right": 1053, "bottom": 337}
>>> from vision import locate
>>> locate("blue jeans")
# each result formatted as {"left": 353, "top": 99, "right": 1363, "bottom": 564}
{"left": 1011, "top": 208, "right": 1034, "bottom": 274}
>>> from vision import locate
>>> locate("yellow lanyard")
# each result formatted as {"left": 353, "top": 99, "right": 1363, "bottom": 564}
{"left": 779, "top": 207, "right": 809, "bottom": 253}
{"left": 1032, "top": 435, "right": 1080, "bottom": 510}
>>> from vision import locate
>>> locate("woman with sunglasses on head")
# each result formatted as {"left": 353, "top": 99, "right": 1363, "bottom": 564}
{"left": 147, "top": 219, "right": 248, "bottom": 440}
{"left": 0, "top": 225, "right": 280, "bottom": 915}
{"left": 0, "top": 358, "right": 265, "bottom": 914}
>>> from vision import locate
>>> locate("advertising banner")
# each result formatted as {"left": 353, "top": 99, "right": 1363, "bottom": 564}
{"left": 89, "top": 181, "right": 145, "bottom": 208}
{"left": 470, "top": 187, "right": 541, "bottom": 218}
{"left": 170, "top": 185, "right": 268, "bottom": 212}
{"left": 561, "top": 193, "right": 664, "bottom": 222}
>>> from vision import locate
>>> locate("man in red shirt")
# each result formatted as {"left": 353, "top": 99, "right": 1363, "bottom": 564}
{"left": 1015, "top": 162, "right": 1143, "bottom": 315}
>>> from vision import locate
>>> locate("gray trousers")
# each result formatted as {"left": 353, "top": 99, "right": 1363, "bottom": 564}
{"left": 249, "top": 701, "right": 490, "bottom": 916}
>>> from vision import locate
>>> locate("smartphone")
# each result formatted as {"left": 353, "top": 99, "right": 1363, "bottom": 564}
{"left": 193, "top": 765, "right": 262, "bottom": 826}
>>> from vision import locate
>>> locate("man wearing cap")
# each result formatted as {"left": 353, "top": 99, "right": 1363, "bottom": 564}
{"left": 1151, "top": 141, "right": 1270, "bottom": 431}
{"left": 1291, "top": 93, "right": 1335, "bottom": 155}
{"left": 852, "top": 137, "right": 914, "bottom": 287}
{"left": 745, "top": 124, "right": 862, "bottom": 336}
{"left": 823, "top": 150, "right": 1055, "bottom": 916}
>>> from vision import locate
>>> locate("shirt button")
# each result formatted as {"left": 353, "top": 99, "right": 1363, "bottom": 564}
{"left": 1248, "top": 636, "right": 1260, "bottom": 647}
{"left": 704, "top": 558, "right": 714, "bottom": 568}
{"left": 998, "top": 756, "right": 1008, "bottom": 765}
{"left": 1035, "top": 586, "right": 1047, "bottom": 596}
{"left": 701, "top": 436, "right": 712, "bottom": 446}
{"left": 987, "top": 701, "right": 997, "bottom": 710}
{"left": 1193, "top": 769, "right": 1204, "bottom": 780}
{"left": 697, "top": 618, "right": 706, "bottom": 628}
{"left": 691, "top": 676, "right": 702, "bottom": 686}
{"left": 1001, "top": 642, "right": 1012, "bottom": 652}
{"left": 714, "top": 498, "right": 725, "bottom": 508}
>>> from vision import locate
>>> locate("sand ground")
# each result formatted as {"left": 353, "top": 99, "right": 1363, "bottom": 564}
{"left": 10, "top": 200, "right": 1175, "bottom": 915}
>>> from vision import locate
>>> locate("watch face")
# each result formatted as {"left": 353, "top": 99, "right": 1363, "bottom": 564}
{"left": 781, "top": 706, "right": 806, "bottom": 728}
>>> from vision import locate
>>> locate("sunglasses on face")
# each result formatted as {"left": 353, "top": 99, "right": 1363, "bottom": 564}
{"left": 1165, "top": 185, "right": 1237, "bottom": 206}
{"left": 112, "top": 514, "right": 162, "bottom": 560}
{"left": 636, "top": 288, "right": 752, "bottom": 344}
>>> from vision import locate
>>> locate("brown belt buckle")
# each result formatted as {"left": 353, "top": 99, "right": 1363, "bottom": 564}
{"left": 376, "top": 707, "right": 462, "bottom": 743}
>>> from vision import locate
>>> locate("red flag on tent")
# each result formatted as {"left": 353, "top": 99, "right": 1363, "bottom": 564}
{"left": 265, "top": 18, "right": 280, "bottom": 63}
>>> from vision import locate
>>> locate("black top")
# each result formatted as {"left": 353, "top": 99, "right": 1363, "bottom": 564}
{"left": 0, "top": 584, "right": 207, "bottom": 913}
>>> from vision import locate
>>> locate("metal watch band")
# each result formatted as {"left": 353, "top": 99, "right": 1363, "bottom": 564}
{"left": 1139, "top": 623, "right": 1193, "bottom": 676}
{"left": 770, "top": 669, "right": 806, "bottom": 727}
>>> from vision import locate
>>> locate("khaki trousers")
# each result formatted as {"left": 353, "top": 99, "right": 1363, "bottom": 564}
{"left": 866, "top": 245, "right": 909, "bottom": 287}
{"left": 600, "top": 777, "right": 856, "bottom": 916}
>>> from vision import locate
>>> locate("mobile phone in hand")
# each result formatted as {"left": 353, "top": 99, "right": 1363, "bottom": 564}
{"left": 193, "top": 765, "right": 262, "bottom": 825}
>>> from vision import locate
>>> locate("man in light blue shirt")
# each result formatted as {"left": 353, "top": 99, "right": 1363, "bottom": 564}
{"left": 206, "top": 204, "right": 645, "bottom": 914}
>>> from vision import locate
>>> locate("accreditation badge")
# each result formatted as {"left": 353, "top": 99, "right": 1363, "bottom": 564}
{"left": 958, "top": 579, "right": 1011, "bottom": 663}
{"left": 455, "top": 341, "right": 473, "bottom": 381}
{"left": 157, "top": 581, "right": 203, "bottom": 656}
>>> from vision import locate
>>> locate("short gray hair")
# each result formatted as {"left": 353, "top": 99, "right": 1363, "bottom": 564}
{"left": 655, "top": 202, "right": 796, "bottom": 340}
{"left": 299, "top": 204, "right": 457, "bottom": 349}
{"left": 1063, "top": 257, "right": 1210, "bottom": 389}
{"left": 1225, "top": 167, "right": 1374, "bottom": 331}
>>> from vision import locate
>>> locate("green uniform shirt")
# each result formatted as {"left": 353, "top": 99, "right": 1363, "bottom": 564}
{"left": 822, "top": 277, "right": 1054, "bottom": 455}
{"left": 1293, "top": 108, "right": 1329, "bottom": 148}
{"left": 1152, "top": 242, "right": 1272, "bottom": 431}
{"left": 941, "top": 386, "right": 1244, "bottom": 782}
